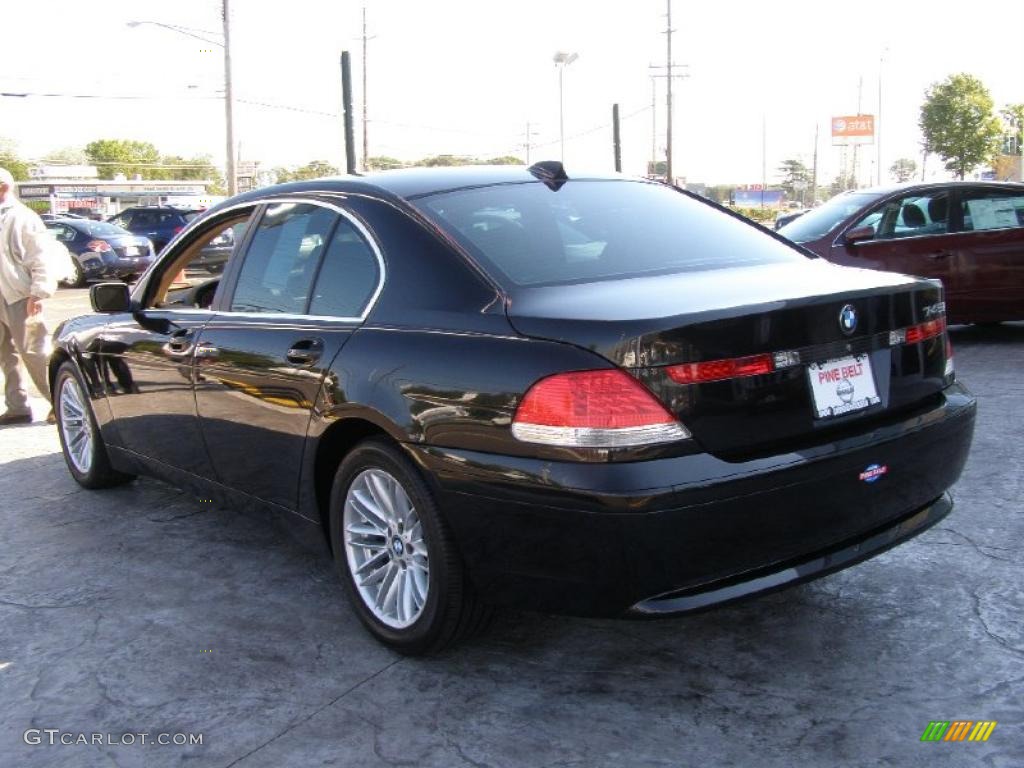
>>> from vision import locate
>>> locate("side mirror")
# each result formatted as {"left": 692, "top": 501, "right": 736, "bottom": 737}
{"left": 844, "top": 225, "right": 875, "bottom": 245}
{"left": 90, "top": 282, "right": 131, "bottom": 313}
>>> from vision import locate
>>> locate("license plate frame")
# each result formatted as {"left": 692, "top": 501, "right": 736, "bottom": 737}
{"left": 807, "top": 353, "right": 880, "bottom": 419}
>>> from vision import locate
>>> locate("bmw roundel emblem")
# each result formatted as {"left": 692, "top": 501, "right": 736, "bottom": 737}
{"left": 839, "top": 304, "right": 858, "bottom": 336}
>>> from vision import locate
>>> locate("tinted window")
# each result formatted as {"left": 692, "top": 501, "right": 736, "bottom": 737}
{"left": 231, "top": 203, "right": 337, "bottom": 314}
{"left": 132, "top": 210, "right": 159, "bottom": 228}
{"left": 960, "top": 188, "right": 1024, "bottom": 231}
{"left": 416, "top": 180, "right": 806, "bottom": 287}
{"left": 778, "top": 192, "right": 880, "bottom": 242}
{"left": 851, "top": 192, "right": 950, "bottom": 240}
{"left": 109, "top": 212, "right": 132, "bottom": 228}
{"left": 78, "top": 221, "right": 126, "bottom": 237}
{"left": 308, "top": 218, "right": 380, "bottom": 317}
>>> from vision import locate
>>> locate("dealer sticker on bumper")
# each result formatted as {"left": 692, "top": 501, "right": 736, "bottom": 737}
{"left": 807, "top": 353, "right": 880, "bottom": 419}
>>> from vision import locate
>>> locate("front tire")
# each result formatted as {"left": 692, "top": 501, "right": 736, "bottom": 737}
{"left": 329, "top": 438, "right": 490, "bottom": 654}
{"left": 64, "top": 258, "right": 86, "bottom": 288}
{"left": 54, "top": 362, "right": 134, "bottom": 489}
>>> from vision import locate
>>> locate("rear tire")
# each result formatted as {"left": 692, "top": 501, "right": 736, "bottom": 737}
{"left": 54, "top": 362, "right": 135, "bottom": 489}
{"left": 329, "top": 438, "right": 491, "bottom": 655}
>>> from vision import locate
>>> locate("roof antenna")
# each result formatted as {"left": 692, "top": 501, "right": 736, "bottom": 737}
{"left": 528, "top": 160, "right": 569, "bottom": 191}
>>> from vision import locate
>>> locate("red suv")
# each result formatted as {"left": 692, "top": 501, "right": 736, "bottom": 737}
{"left": 778, "top": 182, "right": 1024, "bottom": 324}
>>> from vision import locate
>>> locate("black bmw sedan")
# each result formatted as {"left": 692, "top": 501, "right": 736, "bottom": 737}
{"left": 49, "top": 163, "right": 976, "bottom": 654}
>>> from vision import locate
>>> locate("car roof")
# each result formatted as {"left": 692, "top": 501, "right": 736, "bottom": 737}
{"left": 841, "top": 180, "right": 1024, "bottom": 197}
{"left": 218, "top": 164, "right": 634, "bottom": 211}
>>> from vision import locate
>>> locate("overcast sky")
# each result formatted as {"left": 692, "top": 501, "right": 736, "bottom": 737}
{"left": 3, "top": 0, "right": 1020, "bottom": 186}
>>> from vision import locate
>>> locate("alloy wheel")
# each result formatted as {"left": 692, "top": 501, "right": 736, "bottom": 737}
{"left": 59, "top": 375, "right": 94, "bottom": 474}
{"left": 343, "top": 468, "right": 429, "bottom": 629}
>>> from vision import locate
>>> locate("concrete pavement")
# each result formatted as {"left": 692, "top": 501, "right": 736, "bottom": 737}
{"left": 0, "top": 293, "right": 1020, "bottom": 767}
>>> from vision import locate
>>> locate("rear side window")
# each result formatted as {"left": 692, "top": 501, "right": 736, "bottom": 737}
{"left": 231, "top": 203, "right": 337, "bottom": 314}
{"left": 960, "top": 189, "right": 1024, "bottom": 231}
{"left": 415, "top": 180, "right": 806, "bottom": 287}
{"left": 308, "top": 219, "right": 380, "bottom": 318}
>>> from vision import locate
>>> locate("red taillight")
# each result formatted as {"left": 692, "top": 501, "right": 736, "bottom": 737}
{"left": 904, "top": 317, "right": 945, "bottom": 344}
{"left": 173, "top": 226, "right": 184, "bottom": 235}
{"left": 86, "top": 240, "right": 112, "bottom": 252}
{"left": 511, "top": 369, "right": 689, "bottom": 447}
{"left": 666, "top": 353, "right": 775, "bottom": 385}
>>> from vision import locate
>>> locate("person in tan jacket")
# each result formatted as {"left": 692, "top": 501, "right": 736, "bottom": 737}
{"left": 0, "top": 167, "right": 68, "bottom": 424}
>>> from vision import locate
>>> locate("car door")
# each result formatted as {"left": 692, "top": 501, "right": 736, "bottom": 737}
{"left": 193, "top": 199, "right": 384, "bottom": 510}
{"left": 98, "top": 206, "right": 259, "bottom": 476}
{"left": 831, "top": 189, "right": 961, "bottom": 289}
{"left": 951, "top": 186, "right": 1024, "bottom": 321}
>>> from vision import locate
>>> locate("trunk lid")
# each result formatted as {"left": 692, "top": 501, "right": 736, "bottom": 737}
{"left": 507, "top": 260, "right": 950, "bottom": 457}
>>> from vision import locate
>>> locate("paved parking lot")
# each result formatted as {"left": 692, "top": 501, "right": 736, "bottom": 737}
{"left": 0, "top": 291, "right": 1021, "bottom": 767}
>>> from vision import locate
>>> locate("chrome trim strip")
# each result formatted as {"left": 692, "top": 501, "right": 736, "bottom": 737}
{"left": 147, "top": 196, "right": 387, "bottom": 323}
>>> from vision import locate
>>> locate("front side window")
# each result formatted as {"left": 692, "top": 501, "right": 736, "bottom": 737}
{"left": 308, "top": 218, "right": 380, "bottom": 318}
{"left": 231, "top": 203, "right": 337, "bottom": 314}
{"left": 960, "top": 189, "right": 1024, "bottom": 231}
{"left": 416, "top": 180, "right": 807, "bottom": 288}
{"left": 852, "top": 192, "right": 950, "bottom": 241}
{"left": 778, "top": 191, "right": 880, "bottom": 243}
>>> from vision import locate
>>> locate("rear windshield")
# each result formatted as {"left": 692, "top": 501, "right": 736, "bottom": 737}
{"left": 78, "top": 221, "right": 125, "bottom": 237}
{"left": 414, "top": 180, "right": 807, "bottom": 287}
{"left": 778, "top": 191, "right": 880, "bottom": 243}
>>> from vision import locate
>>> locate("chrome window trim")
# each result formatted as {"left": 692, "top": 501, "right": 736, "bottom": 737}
{"left": 156, "top": 195, "right": 386, "bottom": 324}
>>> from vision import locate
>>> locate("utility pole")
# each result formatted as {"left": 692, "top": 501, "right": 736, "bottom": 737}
{"left": 222, "top": 0, "right": 237, "bottom": 196}
{"left": 361, "top": 6, "right": 373, "bottom": 171}
{"left": 877, "top": 47, "right": 886, "bottom": 186}
{"left": 612, "top": 104, "right": 622, "bottom": 172}
{"left": 523, "top": 122, "right": 540, "bottom": 164}
{"left": 851, "top": 75, "right": 863, "bottom": 189}
{"left": 665, "top": 0, "right": 674, "bottom": 183}
{"left": 761, "top": 114, "right": 766, "bottom": 208}
{"left": 341, "top": 52, "right": 356, "bottom": 174}
{"left": 811, "top": 123, "right": 819, "bottom": 204}
{"left": 651, "top": 1, "right": 687, "bottom": 184}
{"left": 650, "top": 76, "right": 657, "bottom": 176}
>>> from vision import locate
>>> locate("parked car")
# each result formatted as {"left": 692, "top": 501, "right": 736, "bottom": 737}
{"left": 51, "top": 164, "right": 975, "bottom": 654}
{"left": 774, "top": 208, "right": 809, "bottom": 230}
{"left": 107, "top": 206, "right": 204, "bottom": 252}
{"left": 44, "top": 218, "right": 155, "bottom": 287}
{"left": 41, "top": 212, "right": 87, "bottom": 222}
{"left": 778, "top": 182, "right": 1024, "bottom": 323}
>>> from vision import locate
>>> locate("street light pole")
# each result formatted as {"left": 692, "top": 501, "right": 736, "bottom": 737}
{"left": 127, "top": 14, "right": 236, "bottom": 196}
{"left": 553, "top": 52, "right": 578, "bottom": 163}
{"left": 222, "top": 0, "right": 237, "bottom": 196}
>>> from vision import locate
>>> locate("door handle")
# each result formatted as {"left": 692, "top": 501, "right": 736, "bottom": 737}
{"left": 162, "top": 338, "right": 193, "bottom": 358}
{"left": 286, "top": 337, "right": 324, "bottom": 366}
{"left": 927, "top": 251, "right": 951, "bottom": 260}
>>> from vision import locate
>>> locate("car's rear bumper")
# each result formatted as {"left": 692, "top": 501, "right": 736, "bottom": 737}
{"left": 408, "top": 382, "right": 976, "bottom": 617}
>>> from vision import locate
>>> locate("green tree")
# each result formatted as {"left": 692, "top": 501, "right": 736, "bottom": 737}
{"left": 366, "top": 156, "right": 405, "bottom": 171}
{"left": 889, "top": 158, "right": 917, "bottom": 182}
{"left": 42, "top": 146, "right": 89, "bottom": 165}
{"left": 273, "top": 160, "right": 340, "bottom": 183}
{"left": 482, "top": 155, "right": 524, "bottom": 165}
{"left": 0, "top": 138, "right": 30, "bottom": 180}
{"left": 777, "top": 158, "right": 811, "bottom": 199}
{"left": 85, "top": 139, "right": 162, "bottom": 179}
{"left": 919, "top": 74, "right": 1002, "bottom": 179}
